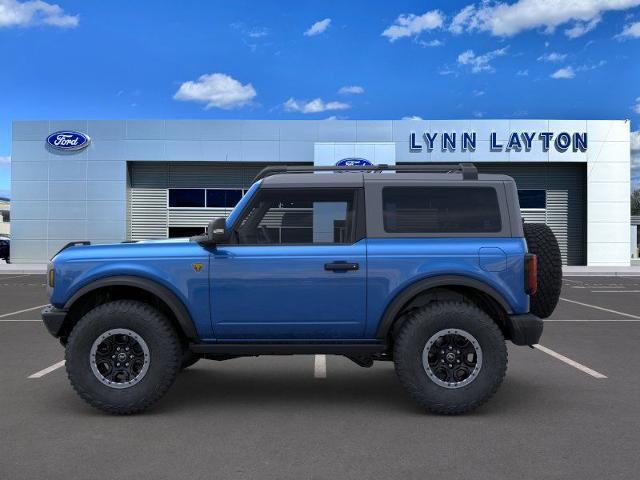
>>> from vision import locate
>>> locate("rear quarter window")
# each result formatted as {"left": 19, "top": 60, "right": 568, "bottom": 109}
{"left": 383, "top": 186, "right": 502, "bottom": 234}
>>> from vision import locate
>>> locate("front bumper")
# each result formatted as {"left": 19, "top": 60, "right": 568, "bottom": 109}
{"left": 41, "top": 306, "right": 68, "bottom": 338}
{"left": 507, "top": 313, "right": 543, "bottom": 346}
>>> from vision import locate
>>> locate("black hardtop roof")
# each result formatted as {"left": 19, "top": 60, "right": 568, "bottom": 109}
{"left": 258, "top": 164, "right": 514, "bottom": 188}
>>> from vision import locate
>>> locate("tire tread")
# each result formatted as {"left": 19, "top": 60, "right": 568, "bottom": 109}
{"left": 394, "top": 301, "right": 507, "bottom": 415}
{"left": 65, "top": 300, "right": 181, "bottom": 415}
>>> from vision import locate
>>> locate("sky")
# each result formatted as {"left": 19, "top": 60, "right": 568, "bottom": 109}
{"left": 1, "top": 0, "right": 640, "bottom": 197}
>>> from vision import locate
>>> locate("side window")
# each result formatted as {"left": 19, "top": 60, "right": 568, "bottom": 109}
{"left": 383, "top": 186, "right": 501, "bottom": 234}
{"left": 236, "top": 189, "right": 358, "bottom": 245}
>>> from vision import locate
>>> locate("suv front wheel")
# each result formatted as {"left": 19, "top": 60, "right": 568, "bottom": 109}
{"left": 394, "top": 301, "right": 507, "bottom": 414}
{"left": 65, "top": 300, "right": 182, "bottom": 414}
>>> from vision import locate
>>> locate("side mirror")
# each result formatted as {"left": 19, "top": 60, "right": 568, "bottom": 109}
{"left": 192, "top": 217, "right": 229, "bottom": 246}
{"left": 208, "top": 217, "right": 229, "bottom": 244}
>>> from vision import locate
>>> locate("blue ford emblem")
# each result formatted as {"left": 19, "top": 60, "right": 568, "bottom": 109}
{"left": 335, "top": 158, "right": 373, "bottom": 167}
{"left": 46, "top": 131, "right": 91, "bottom": 151}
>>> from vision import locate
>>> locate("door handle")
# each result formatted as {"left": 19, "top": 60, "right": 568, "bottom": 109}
{"left": 324, "top": 262, "right": 359, "bottom": 272}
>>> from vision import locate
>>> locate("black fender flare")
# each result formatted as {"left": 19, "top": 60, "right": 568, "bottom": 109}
{"left": 64, "top": 275, "right": 198, "bottom": 339}
{"left": 375, "top": 275, "right": 513, "bottom": 340}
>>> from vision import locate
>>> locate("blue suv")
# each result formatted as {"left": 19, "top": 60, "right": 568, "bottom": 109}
{"left": 42, "top": 163, "right": 562, "bottom": 414}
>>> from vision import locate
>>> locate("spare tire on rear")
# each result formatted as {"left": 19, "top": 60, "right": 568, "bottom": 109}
{"left": 523, "top": 223, "right": 562, "bottom": 319}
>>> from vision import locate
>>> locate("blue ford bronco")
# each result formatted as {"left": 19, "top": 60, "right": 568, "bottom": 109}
{"left": 42, "top": 163, "right": 562, "bottom": 415}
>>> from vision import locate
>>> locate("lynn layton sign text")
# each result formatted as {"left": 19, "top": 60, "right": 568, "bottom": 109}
{"left": 409, "top": 131, "right": 587, "bottom": 153}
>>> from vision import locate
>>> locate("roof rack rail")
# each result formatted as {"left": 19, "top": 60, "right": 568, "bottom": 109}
{"left": 253, "top": 163, "right": 478, "bottom": 183}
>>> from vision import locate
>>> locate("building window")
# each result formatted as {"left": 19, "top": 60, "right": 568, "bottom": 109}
{"left": 206, "top": 189, "right": 244, "bottom": 208}
{"left": 383, "top": 186, "right": 502, "bottom": 234}
{"left": 236, "top": 189, "right": 356, "bottom": 245}
{"left": 168, "top": 189, "right": 205, "bottom": 208}
{"left": 168, "top": 226, "right": 206, "bottom": 238}
{"left": 518, "top": 190, "right": 546, "bottom": 209}
{"left": 168, "top": 188, "right": 244, "bottom": 208}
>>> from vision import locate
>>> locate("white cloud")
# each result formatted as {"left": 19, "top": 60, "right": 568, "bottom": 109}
{"left": 0, "top": 156, "right": 9, "bottom": 165}
{"left": 473, "top": 111, "right": 485, "bottom": 118}
{"left": 565, "top": 16, "right": 600, "bottom": 38}
{"left": 472, "top": 89, "right": 485, "bottom": 96}
{"left": 450, "top": 5, "right": 475, "bottom": 34}
{"left": 449, "top": 0, "right": 640, "bottom": 38}
{"left": 617, "top": 21, "right": 640, "bottom": 39}
{"left": 0, "top": 0, "right": 78, "bottom": 28}
{"left": 457, "top": 46, "right": 508, "bottom": 73}
{"left": 382, "top": 10, "right": 444, "bottom": 42}
{"left": 538, "top": 52, "right": 567, "bottom": 62}
{"left": 550, "top": 66, "right": 575, "bottom": 79}
{"left": 402, "top": 116, "right": 424, "bottom": 120}
{"left": 338, "top": 85, "right": 364, "bottom": 95}
{"left": 174, "top": 73, "right": 256, "bottom": 109}
{"left": 304, "top": 18, "right": 331, "bottom": 36}
{"left": 633, "top": 97, "right": 640, "bottom": 114}
{"left": 517, "top": 69, "right": 529, "bottom": 76}
{"left": 283, "top": 98, "right": 350, "bottom": 114}
{"left": 231, "top": 22, "right": 269, "bottom": 38}
{"left": 419, "top": 39, "right": 443, "bottom": 47}
{"left": 548, "top": 60, "right": 605, "bottom": 80}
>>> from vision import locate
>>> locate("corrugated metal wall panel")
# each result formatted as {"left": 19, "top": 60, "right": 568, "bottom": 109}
{"left": 128, "top": 163, "right": 169, "bottom": 240}
{"left": 168, "top": 208, "right": 231, "bottom": 227}
{"left": 520, "top": 209, "right": 546, "bottom": 223}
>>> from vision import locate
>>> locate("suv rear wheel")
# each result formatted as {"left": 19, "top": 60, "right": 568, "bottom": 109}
{"left": 65, "top": 300, "right": 182, "bottom": 414}
{"left": 394, "top": 301, "right": 507, "bottom": 414}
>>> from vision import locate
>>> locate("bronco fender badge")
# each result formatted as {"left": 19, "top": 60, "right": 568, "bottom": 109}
{"left": 192, "top": 263, "right": 204, "bottom": 272}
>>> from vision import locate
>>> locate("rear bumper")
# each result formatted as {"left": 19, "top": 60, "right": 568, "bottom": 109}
{"left": 41, "top": 306, "right": 68, "bottom": 338}
{"left": 507, "top": 313, "right": 543, "bottom": 346}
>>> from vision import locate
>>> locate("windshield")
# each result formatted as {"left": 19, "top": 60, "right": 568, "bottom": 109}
{"left": 226, "top": 180, "right": 262, "bottom": 229}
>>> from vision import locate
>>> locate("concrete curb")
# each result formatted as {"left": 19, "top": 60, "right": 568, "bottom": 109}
{"left": 563, "top": 267, "right": 640, "bottom": 277}
{"left": 0, "top": 264, "right": 47, "bottom": 274}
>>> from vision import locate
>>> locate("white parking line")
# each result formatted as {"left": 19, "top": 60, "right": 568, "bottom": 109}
{"left": 0, "top": 319, "right": 42, "bottom": 322}
{"left": 533, "top": 344, "right": 607, "bottom": 379}
{"left": 0, "top": 304, "right": 49, "bottom": 319}
{"left": 591, "top": 290, "right": 640, "bottom": 293}
{"left": 314, "top": 354, "right": 327, "bottom": 378}
{"left": 28, "top": 360, "right": 66, "bottom": 379}
{"left": 559, "top": 297, "right": 640, "bottom": 320}
{"left": 545, "top": 319, "right": 640, "bottom": 322}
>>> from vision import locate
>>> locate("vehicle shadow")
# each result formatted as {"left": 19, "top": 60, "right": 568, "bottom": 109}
{"left": 153, "top": 362, "right": 544, "bottom": 417}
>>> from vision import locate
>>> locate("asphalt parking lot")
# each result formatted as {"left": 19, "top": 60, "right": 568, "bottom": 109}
{"left": 1, "top": 274, "right": 640, "bottom": 479}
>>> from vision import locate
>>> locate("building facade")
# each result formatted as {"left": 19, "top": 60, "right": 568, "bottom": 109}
{"left": 11, "top": 119, "right": 631, "bottom": 265}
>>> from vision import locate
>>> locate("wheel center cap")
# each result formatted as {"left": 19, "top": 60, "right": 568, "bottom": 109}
{"left": 445, "top": 352, "right": 456, "bottom": 363}
{"left": 117, "top": 352, "right": 127, "bottom": 362}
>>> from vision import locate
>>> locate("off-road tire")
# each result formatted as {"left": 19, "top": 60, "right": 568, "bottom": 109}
{"left": 524, "top": 223, "right": 562, "bottom": 319}
{"left": 394, "top": 301, "right": 507, "bottom": 415}
{"left": 65, "top": 300, "right": 182, "bottom": 415}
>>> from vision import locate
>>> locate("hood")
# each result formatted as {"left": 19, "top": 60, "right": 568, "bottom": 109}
{"left": 52, "top": 237, "right": 198, "bottom": 263}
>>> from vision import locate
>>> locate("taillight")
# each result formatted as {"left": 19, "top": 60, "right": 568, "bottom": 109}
{"left": 524, "top": 254, "right": 537, "bottom": 295}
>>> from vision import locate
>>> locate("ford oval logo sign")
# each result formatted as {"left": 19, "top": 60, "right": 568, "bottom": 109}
{"left": 46, "top": 131, "right": 91, "bottom": 151}
{"left": 335, "top": 158, "right": 373, "bottom": 167}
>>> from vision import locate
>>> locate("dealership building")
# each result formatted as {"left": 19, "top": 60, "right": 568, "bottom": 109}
{"left": 10, "top": 119, "right": 631, "bottom": 265}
